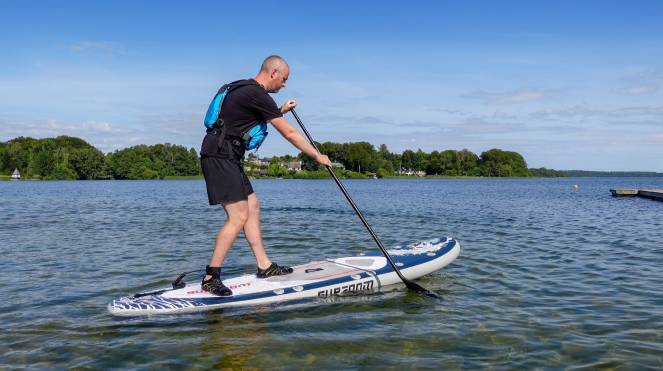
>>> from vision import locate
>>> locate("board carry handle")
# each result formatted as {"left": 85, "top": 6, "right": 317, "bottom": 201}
{"left": 290, "top": 109, "right": 441, "bottom": 299}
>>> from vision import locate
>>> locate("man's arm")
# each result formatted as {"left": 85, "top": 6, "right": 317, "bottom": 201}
{"left": 270, "top": 116, "right": 332, "bottom": 167}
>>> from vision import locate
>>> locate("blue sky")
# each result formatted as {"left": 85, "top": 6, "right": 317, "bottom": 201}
{"left": 1, "top": 1, "right": 662, "bottom": 171}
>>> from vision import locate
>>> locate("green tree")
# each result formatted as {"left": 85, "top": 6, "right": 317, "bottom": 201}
{"left": 478, "top": 149, "right": 530, "bottom": 177}
{"left": 267, "top": 162, "right": 288, "bottom": 177}
{"left": 439, "top": 150, "right": 458, "bottom": 175}
{"left": 457, "top": 149, "right": 479, "bottom": 175}
{"left": 69, "top": 148, "right": 108, "bottom": 179}
{"left": 345, "top": 142, "right": 377, "bottom": 173}
{"left": 401, "top": 150, "right": 416, "bottom": 171}
{"left": 106, "top": 143, "right": 201, "bottom": 179}
{"left": 426, "top": 151, "right": 442, "bottom": 175}
{"left": 414, "top": 149, "right": 428, "bottom": 172}
{"left": 376, "top": 160, "right": 394, "bottom": 178}
{"left": 46, "top": 164, "right": 77, "bottom": 180}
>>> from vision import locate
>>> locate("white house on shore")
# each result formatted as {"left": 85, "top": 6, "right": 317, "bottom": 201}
{"left": 244, "top": 156, "right": 303, "bottom": 174}
{"left": 11, "top": 168, "right": 20, "bottom": 180}
{"left": 396, "top": 168, "right": 426, "bottom": 177}
{"left": 286, "top": 161, "right": 302, "bottom": 172}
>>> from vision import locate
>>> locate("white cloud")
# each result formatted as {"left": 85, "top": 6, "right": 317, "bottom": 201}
{"left": 530, "top": 105, "right": 600, "bottom": 119}
{"left": 495, "top": 90, "right": 544, "bottom": 104}
{"left": 0, "top": 118, "right": 145, "bottom": 152}
{"left": 623, "top": 86, "right": 657, "bottom": 94}
{"left": 530, "top": 104, "right": 663, "bottom": 121}
{"left": 456, "top": 116, "right": 523, "bottom": 134}
{"left": 463, "top": 88, "right": 546, "bottom": 105}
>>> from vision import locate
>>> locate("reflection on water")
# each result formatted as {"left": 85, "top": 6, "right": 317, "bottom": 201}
{"left": 1, "top": 178, "right": 662, "bottom": 368}
{"left": 199, "top": 311, "right": 267, "bottom": 368}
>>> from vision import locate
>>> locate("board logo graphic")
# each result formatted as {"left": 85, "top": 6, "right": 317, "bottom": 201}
{"left": 317, "top": 280, "right": 374, "bottom": 298}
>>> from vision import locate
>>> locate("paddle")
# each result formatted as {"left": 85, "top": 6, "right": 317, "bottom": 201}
{"left": 290, "top": 109, "right": 441, "bottom": 299}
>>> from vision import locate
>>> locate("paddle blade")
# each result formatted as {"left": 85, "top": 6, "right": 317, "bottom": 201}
{"left": 404, "top": 279, "right": 442, "bottom": 300}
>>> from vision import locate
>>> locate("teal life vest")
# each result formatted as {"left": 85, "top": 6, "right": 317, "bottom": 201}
{"left": 203, "top": 80, "right": 269, "bottom": 151}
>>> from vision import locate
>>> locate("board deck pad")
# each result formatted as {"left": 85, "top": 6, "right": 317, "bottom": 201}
{"left": 108, "top": 237, "right": 460, "bottom": 316}
{"left": 267, "top": 257, "right": 385, "bottom": 282}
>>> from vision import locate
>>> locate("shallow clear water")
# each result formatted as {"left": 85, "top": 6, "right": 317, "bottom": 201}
{"left": 1, "top": 178, "right": 662, "bottom": 369}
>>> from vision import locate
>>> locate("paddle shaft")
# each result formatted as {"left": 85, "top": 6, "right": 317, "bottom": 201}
{"left": 290, "top": 109, "right": 438, "bottom": 297}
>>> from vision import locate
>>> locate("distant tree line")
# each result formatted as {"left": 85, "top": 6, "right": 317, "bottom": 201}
{"left": 529, "top": 167, "right": 567, "bottom": 177}
{"left": 298, "top": 142, "right": 532, "bottom": 177}
{"left": 107, "top": 144, "right": 200, "bottom": 179}
{"left": 0, "top": 136, "right": 200, "bottom": 180}
{"left": 561, "top": 170, "right": 663, "bottom": 177}
{"left": 1, "top": 135, "right": 596, "bottom": 180}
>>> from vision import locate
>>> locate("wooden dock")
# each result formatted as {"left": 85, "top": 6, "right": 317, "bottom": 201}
{"left": 610, "top": 189, "right": 663, "bottom": 201}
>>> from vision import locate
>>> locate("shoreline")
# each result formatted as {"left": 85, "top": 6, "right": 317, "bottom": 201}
{"left": 3, "top": 175, "right": 662, "bottom": 181}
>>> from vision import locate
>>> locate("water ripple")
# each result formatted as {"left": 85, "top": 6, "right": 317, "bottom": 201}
{"left": 1, "top": 178, "right": 662, "bottom": 368}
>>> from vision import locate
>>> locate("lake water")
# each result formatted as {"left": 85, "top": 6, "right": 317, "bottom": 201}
{"left": 1, "top": 178, "right": 662, "bottom": 369}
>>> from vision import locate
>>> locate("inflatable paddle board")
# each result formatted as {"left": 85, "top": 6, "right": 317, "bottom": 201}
{"left": 108, "top": 237, "right": 460, "bottom": 316}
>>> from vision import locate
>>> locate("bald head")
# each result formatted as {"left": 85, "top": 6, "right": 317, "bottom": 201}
{"left": 255, "top": 55, "right": 290, "bottom": 93}
{"left": 260, "top": 55, "right": 289, "bottom": 74}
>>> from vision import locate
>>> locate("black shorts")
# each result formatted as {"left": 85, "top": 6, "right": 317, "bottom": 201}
{"left": 201, "top": 156, "right": 254, "bottom": 205}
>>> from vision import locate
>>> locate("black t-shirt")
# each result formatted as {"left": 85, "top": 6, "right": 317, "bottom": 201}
{"left": 220, "top": 79, "right": 282, "bottom": 137}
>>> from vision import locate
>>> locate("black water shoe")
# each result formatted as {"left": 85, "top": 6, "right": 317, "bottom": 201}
{"left": 201, "top": 265, "right": 232, "bottom": 296}
{"left": 257, "top": 263, "right": 293, "bottom": 278}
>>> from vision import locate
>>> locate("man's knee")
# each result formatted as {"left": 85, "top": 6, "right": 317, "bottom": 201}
{"left": 228, "top": 211, "right": 249, "bottom": 227}
{"left": 223, "top": 200, "right": 250, "bottom": 228}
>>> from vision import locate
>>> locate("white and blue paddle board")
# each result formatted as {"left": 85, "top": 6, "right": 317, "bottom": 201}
{"left": 108, "top": 237, "right": 460, "bottom": 316}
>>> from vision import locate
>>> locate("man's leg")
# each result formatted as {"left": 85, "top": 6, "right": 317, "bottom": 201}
{"left": 206, "top": 199, "right": 249, "bottom": 278}
{"left": 244, "top": 193, "right": 271, "bottom": 270}
{"left": 244, "top": 193, "right": 293, "bottom": 277}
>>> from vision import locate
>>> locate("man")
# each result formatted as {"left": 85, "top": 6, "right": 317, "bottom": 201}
{"left": 199, "top": 55, "right": 331, "bottom": 296}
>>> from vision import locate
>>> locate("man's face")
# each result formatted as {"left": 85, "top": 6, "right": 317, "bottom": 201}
{"left": 268, "top": 66, "right": 289, "bottom": 93}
